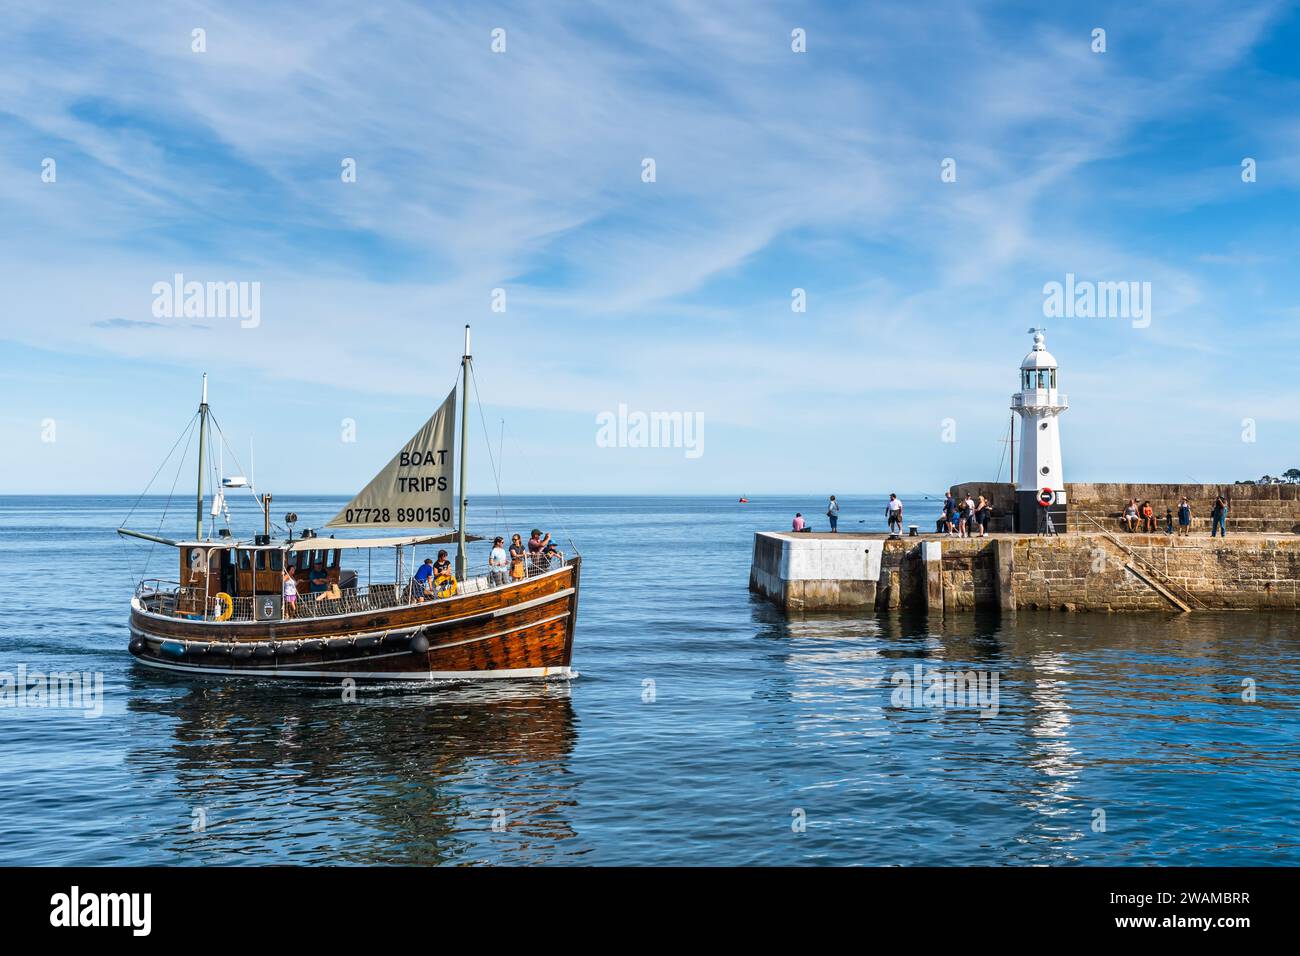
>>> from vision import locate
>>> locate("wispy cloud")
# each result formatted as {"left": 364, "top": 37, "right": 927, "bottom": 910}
{"left": 1, "top": 0, "right": 1297, "bottom": 492}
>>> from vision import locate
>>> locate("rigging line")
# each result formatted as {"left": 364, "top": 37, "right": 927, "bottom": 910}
{"left": 206, "top": 410, "right": 288, "bottom": 534}
{"left": 124, "top": 411, "right": 199, "bottom": 585}
{"left": 498, "top": 417, "right": 577, "bottom": 555}
{"left": 206, "top": 411, "right": 263, "bottom": 505}
{"left": 119, "top": 410, "right": 200, "bottom": 530}
{"left": 468, "top": 361, "right": 509, "bottom": 540}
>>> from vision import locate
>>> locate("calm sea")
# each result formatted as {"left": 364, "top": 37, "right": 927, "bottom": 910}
{"left": 1, "top": 494, "right": 1298, "bottom": 866}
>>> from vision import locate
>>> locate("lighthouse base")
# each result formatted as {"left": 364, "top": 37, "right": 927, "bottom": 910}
{"left": 1015, "top": 490, "right": 1068, "bottom": 534}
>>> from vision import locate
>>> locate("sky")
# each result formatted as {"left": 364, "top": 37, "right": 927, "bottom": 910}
{"left": 1, "top": 0, "right": 1298, "bottom": 496}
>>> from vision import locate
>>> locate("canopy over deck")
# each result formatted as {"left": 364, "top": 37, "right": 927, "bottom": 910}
{"left": 119, "top": 529, "right": 481, "bottom": 550}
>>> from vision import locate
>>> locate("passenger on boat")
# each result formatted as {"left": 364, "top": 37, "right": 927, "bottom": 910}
{"left": 309, "top": 564, "right": 328, "bottom": 595}
{"left": 432, "top": 550, "right": 452, "bottom": 579}
{"left": 412, "top": 558, "right": 435, "bottom": 602}
{"left": 489, "top": 536, "right": 509, "bottom": 586}
{"left": 509, "top": 534, "right": 527, "bottom": 579}
{"left": 282, "top": 568, "right": 299, "bottom": 617}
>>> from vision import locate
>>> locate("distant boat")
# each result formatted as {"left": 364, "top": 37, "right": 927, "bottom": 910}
{"left": 118, "top": 325, "right": 582, "bottom": 681}
{"left": 739, "top": 497, "right": 749, "bottom": 503}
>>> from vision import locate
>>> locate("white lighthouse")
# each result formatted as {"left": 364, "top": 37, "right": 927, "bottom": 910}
{"left": 1011, "top": 328, "right": 1068, "bottom": 532}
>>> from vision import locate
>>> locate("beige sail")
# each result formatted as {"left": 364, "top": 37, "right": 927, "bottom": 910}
{"left": 325, "top": 388, "right": 456, "bottom": 529}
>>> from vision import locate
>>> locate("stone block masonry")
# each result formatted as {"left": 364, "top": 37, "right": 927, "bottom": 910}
{"left": 749, "top": 530, "right": 1300, "bottom": 613}
{"left": 950, "top": 481, "right": 1300, "bottom": 536}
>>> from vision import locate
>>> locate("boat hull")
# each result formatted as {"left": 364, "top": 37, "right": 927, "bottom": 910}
{"left": 128, "top": 558, "right": 581, "bottom": 680}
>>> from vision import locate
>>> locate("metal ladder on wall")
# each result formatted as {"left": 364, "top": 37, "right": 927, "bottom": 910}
{"left": 1077, "top": 511, "right": 1201, "bottom": 613}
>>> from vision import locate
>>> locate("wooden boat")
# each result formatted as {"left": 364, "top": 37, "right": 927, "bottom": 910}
{"left": 119, "top": 326, "right": 581, "bottom": 680}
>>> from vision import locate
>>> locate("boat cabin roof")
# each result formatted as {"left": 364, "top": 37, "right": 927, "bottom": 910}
{"left": 171, "top": 532, "right": 479, "bottom": 551}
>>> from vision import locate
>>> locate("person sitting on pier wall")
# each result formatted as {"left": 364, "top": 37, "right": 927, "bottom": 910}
{"left": 1122, "top": 499, "right": 1139, "bottom": 532}
{"left": 1141, "top": 500, "right": 1156, "bottom": 533}
{"left": 1178, "top": 497, "right": 1192, "bottom": 536}
{"left": 886, "top": 495, "right": 903, "bottom": 536}
{"left": 792, "top": 513, "right": 806, "bottom": 532}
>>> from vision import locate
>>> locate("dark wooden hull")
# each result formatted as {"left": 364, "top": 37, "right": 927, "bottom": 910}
{"left": 128, "top": 557, "right": 581, "bottom": 680}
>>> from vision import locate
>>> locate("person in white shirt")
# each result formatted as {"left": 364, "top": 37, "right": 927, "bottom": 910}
{"left": 886, "top": 494, "right": 903, "bottom": 536}
{"left": 488, "top": 536, "right": 509, "bottom": 586}
{"left": 826, "top": 495, "right": 840, "bottom": 533}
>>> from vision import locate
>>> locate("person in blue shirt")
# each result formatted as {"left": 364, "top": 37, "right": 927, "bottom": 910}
{"left": 412, "top": 558, "right": 435, "bottom": 601}
{"left": 1177, "top": 497, "right": 1192, "bottom": 536}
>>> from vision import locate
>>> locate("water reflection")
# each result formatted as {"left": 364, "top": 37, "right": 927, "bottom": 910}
{"left": 126, "top": 675, "right": 578, "bottom": 865}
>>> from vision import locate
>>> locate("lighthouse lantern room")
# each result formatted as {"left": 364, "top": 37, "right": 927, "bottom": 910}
{"left": 1011, "top": 328, "right": 1068, "bottom": 533}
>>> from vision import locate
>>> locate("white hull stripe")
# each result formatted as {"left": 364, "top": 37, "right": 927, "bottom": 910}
{"left": 133, "top": 656, "right": 576, "bottom": 681}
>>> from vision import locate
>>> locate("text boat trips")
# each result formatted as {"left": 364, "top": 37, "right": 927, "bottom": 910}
{"left": 118, "top": 326, "right": 581, "bottom": 680}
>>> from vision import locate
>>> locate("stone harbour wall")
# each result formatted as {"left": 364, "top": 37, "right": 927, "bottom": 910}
{"left": 749, "top": 530, "right": 1300, "bottom": 613}
{"left": 949, "top": 481, "right": 1300, "bottom": 536}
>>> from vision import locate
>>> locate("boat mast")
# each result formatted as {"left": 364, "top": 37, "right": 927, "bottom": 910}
{"left": 455, "top": 325, "right": 471, "bottom": 578}
{"left": 196, "top": 373, "right": 209, "bottom": 540}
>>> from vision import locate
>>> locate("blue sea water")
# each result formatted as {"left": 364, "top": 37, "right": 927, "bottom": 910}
{"left": 1, "top": 493, "right": 1298, "bottom": 866}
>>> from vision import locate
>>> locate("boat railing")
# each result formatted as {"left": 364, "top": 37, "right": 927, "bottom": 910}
{"left": 134, "top": 554, "right": 569, "bottom": 623}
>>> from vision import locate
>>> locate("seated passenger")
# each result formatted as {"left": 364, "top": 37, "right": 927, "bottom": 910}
{"left": 1122, "top": 499, "right": 1139, "bottom": 531}
{"left": 412, "top": 558, "right": 435, "bottom": 601}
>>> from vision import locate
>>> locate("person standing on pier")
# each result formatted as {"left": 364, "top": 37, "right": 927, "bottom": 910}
{"left": 886, "top": 494, "right": 904, "bottom": 536}
{"left": 826, "top": 495, "right": 840, "bottom": 533}
{"left": 1177, "top": 497, "right": 1192, "bottom": 536}
{"left": 1211, "top": 496, "right": 1228, "bottom": 537}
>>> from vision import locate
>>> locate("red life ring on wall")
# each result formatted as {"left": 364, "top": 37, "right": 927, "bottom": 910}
{"left": 1038, "top": 487, "right": 1055, "bottom": 507}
